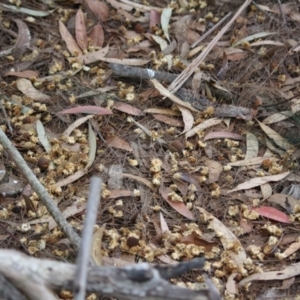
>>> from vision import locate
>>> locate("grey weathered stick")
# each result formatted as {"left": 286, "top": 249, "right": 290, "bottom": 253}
{"left": 0, "top": 129, "right": 81, "bottom": 250}
{"left": 0, "top": 250, "right": 216, "bottom": 300}
{"left": 74, "top": 177, "right": 102, "bottom": 300}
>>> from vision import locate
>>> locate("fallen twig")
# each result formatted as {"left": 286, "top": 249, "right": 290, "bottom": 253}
{"left": 0, "top": 250, "right": 220, "bottom": 300}
{"left": 109, "top": 63, "right": 254, "bottom": 119}
{"left": 168, "top": 0, "right": 252, "bottom": 94}
{"left": 74, "top": 177, "right": 102, "bottom": 300}
{"left": 0, "top": 129, "right": 81, "bottom": 250}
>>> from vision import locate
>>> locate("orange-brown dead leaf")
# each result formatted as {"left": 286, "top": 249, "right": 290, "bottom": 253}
{"left": 75, "top": 8, "right": 88, "bottom": 51}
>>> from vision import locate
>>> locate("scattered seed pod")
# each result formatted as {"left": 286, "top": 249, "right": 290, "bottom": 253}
{"left": 37, "top": 156, "right": 50, "bottom": 170}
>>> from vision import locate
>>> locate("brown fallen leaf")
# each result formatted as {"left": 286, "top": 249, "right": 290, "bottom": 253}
{"left": 257, "top": 119, "right": 293, "bottom": 151}
{"left": 185, "top": 118, "right": 223, "bottom": 138}
{"left": 244, "top": 132, "right": 258, "bottom": 160}
{"left": 28, "top": 198, "right": 86, "bottom": 229}
{"left": 91, "top": 224, "right": 106, "bottom": 266}
{"left": 113, "top": 102, "right": 143, "bottom": 116}
{"left": 3, "top": 70, "right": 38, "bottom": 78}
{"left": 204, "top": 131, "right": 244, "bottom": 141}
{"left": 159, "top": 212, "right": 169, "bottom": 233}
{"left": 152, "top": 114, "right": 184, "bottom": 127}
{"left": 106, "top": 135, "right": 133, "bottom": 152}
{"left": 228, "top": 156, "right": 277, "bottom": 167}
{"left": 14, "top": 19, "right": 31, "bottom": 49}
{"left": 85, "top": 0, "right": 109, "bottom": 22}
{"left": 261, "top": 183, "right": 272, "bottom": 200}
{"left": 159, "top": 185, "right": 195, "bottom": 220}
{"left": 226, "top": 273, "right": 238, "bottom": 295}
{"left": 144, "top": 108, "right": 181, "bottom": 116}
{"left": 121, "top": 173, "right": 155, "bottom": 191}
{"left": 205, "top": 159, "right": 223, "bottom": 183}
{"left": 75, "top": 8, "right": 88, "bottom": 52}
{"left": 239, "top": 262, "right": 300, "bottom": 287}
{"left": 78, "top": 45, "right": 109, "bottom": 64}
{"left": 89, "top": 24, "right": 105, "bottom": 47}
{"left": 280, "top": 277, "right": 295, "bottom": 290}
{"left": 268, "top": 193, "right": 298, "bottom": 212}
{"left": 16, "top": 78, "right": 51, "bottom": 103}
{"left": 226, "top": 171, "right": 290, "bottom": 194}
{"left": 63, "top": 115, "right": 94, "bottom": 136}
{"left": 178, "top": 106, "right": 194, "bottom": 133}
{"left": 59, "top": 20, "right": 82, "bottom": 56}
{"left": 196, "top": 207, "right": 247, "bottom": 266}
{"left": 280, "top": 241, "right": 300, "bottom": 259}
{"left": 58, "top": 105, "right": 112, "bottom": 115}
{"left": 151, "top": 78, "right": 198, "bottom": 112}
{"left": 86, "top": 122, "right": 97, "bottom": 169}
{"left": 108, "top": 190, "right": 135, "bottom": 199}
{"left": 54, "top": 169, "right": 87, "bottom": 188}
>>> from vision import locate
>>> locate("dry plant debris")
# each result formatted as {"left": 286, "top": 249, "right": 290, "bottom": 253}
{"left": 1, "top": 0, "right": 300, "bottom": 299}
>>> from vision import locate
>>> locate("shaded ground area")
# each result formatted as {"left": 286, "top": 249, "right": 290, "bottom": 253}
{"left": 0, "top": 0, "right": 300, "bottom": 299}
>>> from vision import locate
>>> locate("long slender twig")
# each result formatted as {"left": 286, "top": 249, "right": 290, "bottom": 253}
{"left": 191, "top": 12, "right": 232, "bottom": 48}
{"left": 0, "top": 129, "right": 81, "bottom": 250}
{"left": 74, "top": 177, "right": 102, "bottom": 300}
{"left": 167, "top": 0, "right": 252, "bottom": 94}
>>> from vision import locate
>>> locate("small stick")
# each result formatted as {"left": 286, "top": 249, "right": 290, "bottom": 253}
{"left": 168, "top": 0, "right": 252, "bottom": 94}
{"left": 191, "top": 12, "right": 232, "bottom": 48}
{"left": 0, "top": 95, "right": 13, "bottom": 135}
{"left": 0, "top": 129, "right": 81, "bottom": 250}
{"left": 277, "top": 0, "right": 287, "bottom": 26}
{"left": 73, "top": 177, "right": 102, "bottom": 300}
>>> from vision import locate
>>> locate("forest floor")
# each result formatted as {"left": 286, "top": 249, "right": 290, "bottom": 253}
{"left": 1, "top": 0, "right": 300, "bottom": 299}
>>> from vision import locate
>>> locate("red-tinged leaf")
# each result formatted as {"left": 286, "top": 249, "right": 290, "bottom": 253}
{"left": 113, "top": 102, "right": 142, "bottom": 116}
{"left": 250, "top": 206, "right": 291, "bottom": 224}
{"left": 159, "top": 186, "right": 195, "bottom": 220}
{"left": 204, "top": 131, "right": 244, "bottom": 141}
{"left": 89, "top": 23, "right": 105, "bottom": 47}
{"left": 152, "top": 114, "right": 184, "bottom": 127}
{"left": 4, "top": 70, "right": 38, "bottom": 78}
{"left": 106, "top": 135, "right": 133, "bottom": 152}
{"left": 150, "top": 9, "right": 161, "bottom": 30}
{"left": 58, "top": 105, "right": 112, "bottom": 115}
{"left": 85, "top": 0, "right": 109, "bottom": 22}
{"left": 59, "top": 20, "right": 82, "bottom": 56}
{"left": 75, "top": 8, "right": 88, "bottom": 51}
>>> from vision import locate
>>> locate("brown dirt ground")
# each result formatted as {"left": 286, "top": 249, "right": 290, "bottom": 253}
{"left": 1, "top": 0, "right": 300, "bottom": 299}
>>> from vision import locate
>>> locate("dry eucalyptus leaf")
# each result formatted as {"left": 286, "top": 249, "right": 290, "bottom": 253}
{"left": 59, "top": 20, "right": 82, "bottom": 56}
{"left": 75, "top": 8, "right": 88, "bottom": 51}
{"left": 245, "top": 132, "right": 258, "bottom": 160}
{"left": 205, "top": 160, "right": 223, "bottom": 183}
{"left": 108, "top": 164, "right": 123, "bottom": 190}
{"left": 227, "top": 171, "right": 290, "bottom": 194}
{"left": 36, "top": 120, "right": 51, "bottom": 153}
{"left": 239, "top": 262, "right": 300, "bottom": 287}
{"left": 17, "top": 79, "right": 51, "bottom": 103}
{"left": 86, "top": 122, "right": 97, "bottom": 169}
{"left": 196, "top": 207, "right": 247, "bottom": 266}
{"left": 91, "top": 224, "right": 106, "bottom": 266}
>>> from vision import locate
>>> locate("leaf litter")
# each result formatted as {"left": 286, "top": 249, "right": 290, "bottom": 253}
{"left": 1, "top": 0, "right": 300, "bottom": 298}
